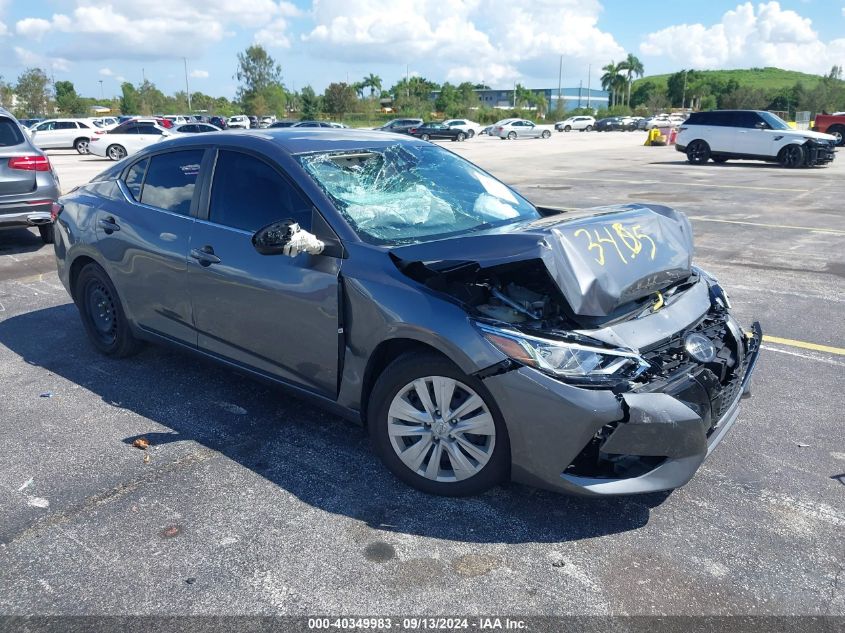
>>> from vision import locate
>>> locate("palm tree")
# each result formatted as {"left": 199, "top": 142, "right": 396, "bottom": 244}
{"left": 363, "top": 73, "right": 382, "bottom": 98}
{"left": 601, "top": 62, "right": 624, "bottom": 107}
{"left": 620, "top": 53, "right": 644, "bottom": 107}
{"left": 352, "top": 81, "right": 365, "bottom": 99}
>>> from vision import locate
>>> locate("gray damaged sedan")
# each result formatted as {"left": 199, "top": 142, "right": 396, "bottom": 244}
{"left": 53, "top": 129, "right": 761, "bottom": 497}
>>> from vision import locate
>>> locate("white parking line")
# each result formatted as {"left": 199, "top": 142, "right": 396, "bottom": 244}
{"left": 688, "top": 217, "right": 845, "bottom": 235}
{"left": 552, "top": 176, "right": 810, "bottom": 193}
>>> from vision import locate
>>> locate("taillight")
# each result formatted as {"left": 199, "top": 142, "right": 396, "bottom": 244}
{"left": 8, "top": 155, "right": 51, "bottom": 171}
{"left": 50, "top": 202, "right": 64, "bottom": 221}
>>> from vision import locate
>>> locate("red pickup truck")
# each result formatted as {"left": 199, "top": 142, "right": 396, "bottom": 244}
{"left": 812, "top": 114, "right": 845, "bottom": 146}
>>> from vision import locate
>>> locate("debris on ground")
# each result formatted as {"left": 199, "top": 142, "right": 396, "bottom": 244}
{"left": 132, "top": 437, "right": 151, "bottom": 450}
{"left": 797, "top": 442, "right": 810, "bottom": 448}
{"left": 39, "top": 392, "right": 53, "bottom": 398}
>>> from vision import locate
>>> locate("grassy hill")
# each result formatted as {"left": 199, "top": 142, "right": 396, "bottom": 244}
{"left": 634, "top": 67, "right": 827, "bottom": 91}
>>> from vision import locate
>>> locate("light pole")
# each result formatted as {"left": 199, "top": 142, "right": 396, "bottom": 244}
{"left": 98, "top": 80, "right": 104, "bottom": 100}
{"left": 183, "top": 58, "right": 192, "bottom": 112}
{"left": 557, "top": 55, "right": 563, "bottom": 114}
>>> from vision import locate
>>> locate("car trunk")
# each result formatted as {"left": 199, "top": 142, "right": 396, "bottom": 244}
{"left": 0, "top": 117, "right": 38, "bottom": 200}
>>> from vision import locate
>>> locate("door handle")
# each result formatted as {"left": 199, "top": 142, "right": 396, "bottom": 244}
{"left": 190, "top": 246, "right": 221, "bottom": 266}
{"left": 98, "top": 217, "right": 120, "bottom": 233}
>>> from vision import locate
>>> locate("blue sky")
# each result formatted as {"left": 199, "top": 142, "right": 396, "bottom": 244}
{"left": 1, "top": 1, "right": 843, "bottom": 99}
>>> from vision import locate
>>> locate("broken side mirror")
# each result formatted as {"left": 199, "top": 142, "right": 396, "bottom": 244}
{"left": 252, "top": 219, "right": 325, "bottom": 257}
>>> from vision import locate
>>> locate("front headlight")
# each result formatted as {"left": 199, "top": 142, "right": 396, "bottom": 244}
{"left": 477, "top": 324, "right": 650, "bottom": 386}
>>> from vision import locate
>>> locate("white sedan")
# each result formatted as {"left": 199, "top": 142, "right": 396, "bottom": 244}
{"left": 494, "top": 119, "right": 553, "bottom": 140}
{"left": 442, "top": 118, "right": 483, "bottom": 138}
{"left": 88, "top": 119, "right": 174, "bottom": 161}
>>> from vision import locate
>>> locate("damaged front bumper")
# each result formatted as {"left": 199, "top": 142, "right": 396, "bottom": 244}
{"left": 481, "top": 313, "right": 762, "bottom": 497}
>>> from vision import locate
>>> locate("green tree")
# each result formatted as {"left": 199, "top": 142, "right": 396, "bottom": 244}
{"left": 362, "top": 73, "right": 382, "bottom": 97}
{"left": 120, "top": 82, "right": 141, "bottom": 114}
{"left": 235, "top": 44, "right": 286, "bottom": 114}
{"left": 300, "top": 85, "right": 321, "bottom": 119}
{"left": 619, "top": 53, "right": 644, "bottom": 107}
{"left": 55, "top": 80, "right": 87, "bottom": 116}
{"left": 0, "top": 76, "right": 14, "bottom": 110}
{"left": 15, "top": 68, "right": 51, "bottom": 117}
{"left": 600, "top": 62, "right": 626, "bottom": 107}
{"left": 323, "top": 82, "right": 356, "bottom": 118}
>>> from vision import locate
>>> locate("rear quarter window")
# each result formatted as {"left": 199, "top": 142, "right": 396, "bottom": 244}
{"left": 0, "top": 118, "right": 25, "bottom": 146}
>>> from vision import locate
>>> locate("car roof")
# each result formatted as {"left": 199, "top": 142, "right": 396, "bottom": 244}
{"left": 152, "top": 128, "right": 426, "bottom": 155}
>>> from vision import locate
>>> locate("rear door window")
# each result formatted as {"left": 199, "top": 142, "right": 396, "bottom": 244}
{"left": 54, "top": 121, "right": 76, "bottom": 130}
{"left": 0, "top": 117, "right": 25, "bottom": 146}
{"left": 139, "top": 150, "right": 204, "bottom": 215}
{"left": 208, "top": 150, "right": 312, "bottom": 232}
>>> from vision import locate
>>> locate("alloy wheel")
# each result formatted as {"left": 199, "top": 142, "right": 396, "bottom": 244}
{"left": 387, "top": 376, "right": 496, "bottom": 482}
{"left": 108, "top": 145, "right": 126, "bottom": 161}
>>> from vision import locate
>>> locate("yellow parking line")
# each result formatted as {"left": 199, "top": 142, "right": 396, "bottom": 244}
{"left": 763, "top": 335, "right": 845, "bottom": 356}
{"left": 554, "top": 176, "right": 809, "bottom": 193}
{"left": 688, "top": 217, "right": 845, "bottom": 235}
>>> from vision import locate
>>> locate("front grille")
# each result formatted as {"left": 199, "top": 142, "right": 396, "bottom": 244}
{"left": 640, "top": 311, "right": 734, "bottom": 383}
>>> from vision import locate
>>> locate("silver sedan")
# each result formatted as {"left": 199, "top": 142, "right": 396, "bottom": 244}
{"left": 494, "top": 119, "right": 553, "bottom": 139}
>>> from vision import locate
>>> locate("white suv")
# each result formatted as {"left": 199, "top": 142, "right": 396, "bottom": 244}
{"left": 676, "top": 110, "right": 837, "bottom": 168}
{"left": 555, "top": 116, "right": 595, "bottom": 132}
{"left": 228, "top": 115, "right": 250, "bottom": 129}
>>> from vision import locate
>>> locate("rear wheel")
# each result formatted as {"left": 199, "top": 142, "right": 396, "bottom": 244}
{"left": 420, "top": 133, "right": 430, "bottom": 141}
{"left": 107, "top": 144, "right": 127, "bottom": 161}
{"left": 369, "top": 353, "right": 509, "bottom": 496}
{"left": 75, "top": 263, "right": 141, "bottom": 357}
{"left": 38, "top": 224, "right": 54, "bottom": 244}
{"left": 686, "top": 140, "right": 711, "bottom": 164}
{"left": 74, "top": 138, "right": 89, "bottom": 154}
{"left": 541, "top": 130, "right": 551, "bottom": 139}
{"left": 585, "top": 125, "right": 593, "bottom": 132}
{"left": 456, "top": 132, "right": 466, "bottom": 142}
{"left": 827, "top": 125, "right": 844, "bottom": 146}
{"left": 507, "top": 131, "right": 517, "bottom": 140}
{"left": 564, "top": 125, "right": 572, "bottom": 132}
{"left": 779, "top": 144, "right": 805, "bottom": 168}
{"left": 467, "top": 130, "right": 475, "bottom": 138}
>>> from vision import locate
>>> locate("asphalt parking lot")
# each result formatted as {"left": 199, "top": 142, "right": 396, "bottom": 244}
{"left": 0, "top": 132, "right": 842, "bottom": 617}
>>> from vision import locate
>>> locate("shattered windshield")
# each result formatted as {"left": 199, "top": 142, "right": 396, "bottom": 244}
{"left": 297, "top": 144, "right": 539, "bottom": 244}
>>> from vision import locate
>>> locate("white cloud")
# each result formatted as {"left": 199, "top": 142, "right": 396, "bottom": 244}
{"left": 14, "top": 46, "right": 70, "bottom": 71}
{"left": 10, "top": 1, "right": 299, "bottom": 61}
{"left": 98, "top": 67, "right": 113, "bottom": 76}
{"left": 640, "top": 2, "right": 845, "bottom": 74}
{"left": 302, "top": 0, "right": 624, "bottom": 86}
{"left": 15, "top": 17, "right": 51, "bottom": 40}
{"left": 0, "top": 21, "right": 7, "bottom": 37}
{"left": 190, "top": 69, "right": 209, "bottom": 78}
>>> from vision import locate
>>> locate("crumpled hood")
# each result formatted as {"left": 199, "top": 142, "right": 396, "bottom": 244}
{"left": 793, "top": 129, "right": 837, "bottom": 142}
{"left": 390, "top": 203, "right": 694, "bottom": 317}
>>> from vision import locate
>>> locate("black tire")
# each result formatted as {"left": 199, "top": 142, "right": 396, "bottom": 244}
{"left": 585, "top": 125, "right": 593, "bottom": 132}
{"left": 686, "top": 140, "right": 711, "bottom": 164}
{"left": 778, "top": 144, "right": 805, "bottom": 168}
{"left": 564, "top": 125, "right": 571, "bottom": 132}
{"left": 827, "top": 125, "right": 844, "bottom": 146}
{"left": 420, "top": 134, "right": 430, "bottom": 141}
{"left": 456, "top": 132, "right": 466, "bottom": 142}
{"left": 467, "top": 130, "right": 475, "bottom": 138}
{"left": 712, "top": 156, "right": 729, "bottom": 164}
{"left": 38, "top": 224, "right": 54, "bottom": 244}
{"left": 541, "top": 130, "right": 551, "bottom": 139}
{"left": 74, "top": 138, "right": 90, "bottom": 154}
{"left": 507, "top": 131, "right": 517, "bottom": 140}
{"left": 75, "top": 263, "right": 141, "bottom": 357}
{"left": 107, "top": 144, "right": 127, "bottom": 161}
{"left": 368, "top": 352, "right": 510, "bottom": 497}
